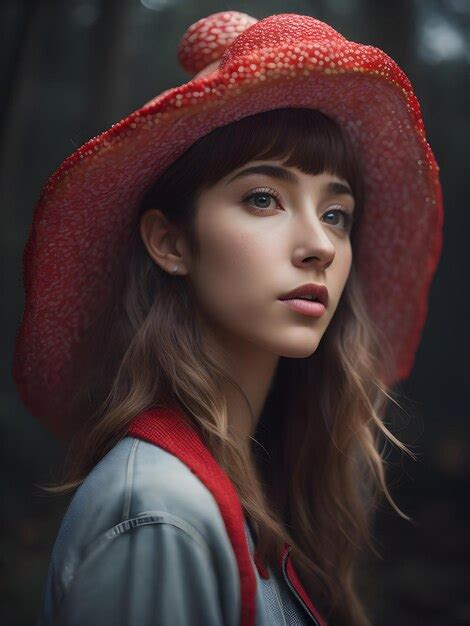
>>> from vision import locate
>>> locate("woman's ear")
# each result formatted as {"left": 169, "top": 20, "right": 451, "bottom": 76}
{"left": 139, "top": 209, "right": 188, "bottom": 276}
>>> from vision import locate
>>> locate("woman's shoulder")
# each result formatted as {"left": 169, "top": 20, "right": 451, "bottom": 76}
{"left": 46, "top": 436, "right": 234, "bottom": 569}
{"left": 41, "top": 436, "right": 241, "bottom": 625}
{"left": 58, "top": 435, "right": 227, "bottom": 552}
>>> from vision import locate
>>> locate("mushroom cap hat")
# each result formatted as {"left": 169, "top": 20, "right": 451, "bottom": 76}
{"left": 12, "top": 11, "right": 444, "bottom": 439}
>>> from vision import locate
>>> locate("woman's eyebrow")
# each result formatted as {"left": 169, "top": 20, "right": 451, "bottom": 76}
{"left": 226, "top": 164, "right": 353, "bottom": 197}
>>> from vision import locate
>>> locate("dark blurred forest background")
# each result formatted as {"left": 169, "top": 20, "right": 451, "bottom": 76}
{"left": 1, "top": 0, "right": 469, "bottom": 624}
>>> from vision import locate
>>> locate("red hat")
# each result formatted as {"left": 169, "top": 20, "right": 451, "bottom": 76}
{"left": 12, "top": 11, "right": 444, "bottom": 439}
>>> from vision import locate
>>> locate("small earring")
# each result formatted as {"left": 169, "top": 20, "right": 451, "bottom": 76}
{"left": 172, "top": 265, "right": 178, "bottom": 274}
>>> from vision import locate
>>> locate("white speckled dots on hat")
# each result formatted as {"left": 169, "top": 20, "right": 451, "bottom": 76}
{"left": 178, "top": 11, "right": 258, "bottom": 76}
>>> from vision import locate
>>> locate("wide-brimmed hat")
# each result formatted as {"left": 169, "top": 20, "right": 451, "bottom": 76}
{"left": 12, "top": 11, "right": 444, "bottom": 439}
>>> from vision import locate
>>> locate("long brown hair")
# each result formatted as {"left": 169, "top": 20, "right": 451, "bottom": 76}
{"left": 39, "top": 107, "right": 416, "bottom": 626}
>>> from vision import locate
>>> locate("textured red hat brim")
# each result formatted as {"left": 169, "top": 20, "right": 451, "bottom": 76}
{"left": 12, "top": 35, "right": 444, "bottom": 439}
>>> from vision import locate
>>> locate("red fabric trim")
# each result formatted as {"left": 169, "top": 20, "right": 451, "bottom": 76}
{"left": 127, "top": 406, "right": 257, "bottom": 626}
{"left": 285, "top": 550, "right": 328, "bottom": 626}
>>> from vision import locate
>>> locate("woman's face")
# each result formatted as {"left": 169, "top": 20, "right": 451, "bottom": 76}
{"left": 185, "top": 159, "right": 355, "bottom": 359}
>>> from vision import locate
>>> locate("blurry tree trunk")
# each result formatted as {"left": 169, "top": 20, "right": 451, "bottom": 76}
{"left": 0, "top": 1, "right": 46, "bottom": 209}
{"left": 82, "top": 0, "right": 134, "bottom": 138}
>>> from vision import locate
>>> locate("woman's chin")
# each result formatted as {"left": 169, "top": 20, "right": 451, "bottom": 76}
{"left": 270, "top": 333, "right": 322, "bottom": 358}
{"left": 278, "top": 343, "right": 320, "bottom": 359}
{"left": 277, "top": 325, "right": 325, "bottom": 356}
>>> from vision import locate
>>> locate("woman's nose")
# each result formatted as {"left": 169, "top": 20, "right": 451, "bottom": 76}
{"left": 292, "top": 212, "right": 336, "bottom": 268}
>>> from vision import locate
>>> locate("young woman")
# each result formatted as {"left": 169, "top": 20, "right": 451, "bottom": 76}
{"left": 13, "top": 10, "right": 443, "bottom": 626}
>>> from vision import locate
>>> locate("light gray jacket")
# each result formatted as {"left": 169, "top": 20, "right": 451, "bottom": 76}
{"left": 39, "top": 435, "right": 321, "bottom": 625}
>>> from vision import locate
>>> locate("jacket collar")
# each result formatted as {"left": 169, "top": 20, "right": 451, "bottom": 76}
{"left": 127, "top": 406, "right": 326, "bottom": 626}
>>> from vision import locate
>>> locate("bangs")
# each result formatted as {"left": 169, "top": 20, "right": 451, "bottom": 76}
{"left": 191, "top": 107, "right": 364, "bottom": 208}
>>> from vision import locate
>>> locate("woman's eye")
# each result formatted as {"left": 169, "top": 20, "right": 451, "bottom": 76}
{"left": 323, "top": 207, "right": 354, "bottom": 232}
{"left": 242, "top": 188, "right": 282, "bottom": 213}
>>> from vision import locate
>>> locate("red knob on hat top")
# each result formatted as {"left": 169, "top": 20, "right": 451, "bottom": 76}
{"left": 177, "top": 11, "right": 258, "bottom": 77}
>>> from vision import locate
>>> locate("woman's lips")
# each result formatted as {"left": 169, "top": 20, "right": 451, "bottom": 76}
{"left": 278, "top": 298, "right": 326, "bottom": 318}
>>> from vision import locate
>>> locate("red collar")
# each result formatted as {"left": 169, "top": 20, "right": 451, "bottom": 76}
{"left": 127, "top": 406, "right": 327, "bottom": 626}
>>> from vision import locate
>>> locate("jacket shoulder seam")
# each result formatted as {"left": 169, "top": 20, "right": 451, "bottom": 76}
{"left": 82, "top": 509, "right": 211, "bottom": 561}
